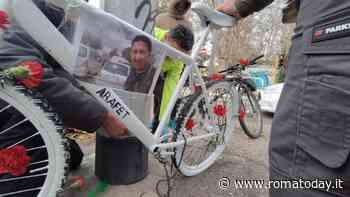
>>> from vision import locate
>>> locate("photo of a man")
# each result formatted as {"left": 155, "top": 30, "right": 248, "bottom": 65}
{"left": 124, "top": 35, "right": 156, "bottom": 93}
{"left": 71, "top": 7, "right": 165, "bottom": 92}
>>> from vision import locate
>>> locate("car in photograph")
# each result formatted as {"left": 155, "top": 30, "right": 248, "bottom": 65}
{"left": 100, "top": 56, "right": 131, "bottom": 86}
{"left": 259, "top": 83, "right": 284, "bottom": 113}
{"left": 75, "top": 44, "right": 106, "bottom": 77}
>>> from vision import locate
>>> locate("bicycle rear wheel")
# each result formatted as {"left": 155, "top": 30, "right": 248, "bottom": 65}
{"left": 173, "top": 81, "right": 238, "bottom": 176}
{"left": 239, "top": 88, "right": 263, "bottom": 139}
{"left": 0, "top": 85, "right": 68, "bottom": 197}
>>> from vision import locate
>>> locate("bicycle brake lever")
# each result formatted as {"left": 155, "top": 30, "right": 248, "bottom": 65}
{"left": 248, "top": 55, "right": 264, "bottom": 65}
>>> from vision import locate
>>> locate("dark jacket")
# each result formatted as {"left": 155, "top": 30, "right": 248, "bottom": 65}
{"left": 235, "top": 0, "right": 274, "bottom": 17}
{"left": 124, "top": 65, "right": 156, "bottom": 94}
{"left": 235, "top": 0, "right": 301, "bottom": 22}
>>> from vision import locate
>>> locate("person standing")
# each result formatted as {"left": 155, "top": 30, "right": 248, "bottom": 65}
{"left": 155, "top": 0, "right": 192, "bottom": 30}
{"left": 218, "top": 0, "right": 350, "bottom": 196}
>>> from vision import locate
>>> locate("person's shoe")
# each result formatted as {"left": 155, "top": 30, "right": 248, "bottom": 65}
{"left": 88, "top": 180, "right": 109, "bottom": 197}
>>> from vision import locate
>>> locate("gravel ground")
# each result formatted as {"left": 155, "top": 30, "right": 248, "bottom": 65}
{"left": 62, "top": 113, "right": 274, "bottom": 197}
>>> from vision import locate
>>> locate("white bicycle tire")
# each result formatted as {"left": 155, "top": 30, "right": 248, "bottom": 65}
{"left": 0, "top": 85, "right": 67, "bottom": 197}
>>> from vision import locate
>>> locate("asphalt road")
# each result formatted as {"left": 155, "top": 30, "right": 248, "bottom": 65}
{"left": 62, "top": 113, "right": 274, "bottom": 197}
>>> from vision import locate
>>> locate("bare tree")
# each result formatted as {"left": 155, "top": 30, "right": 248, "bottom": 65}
{"left": 156, "top": 0, "right": 294, "bottom": 70}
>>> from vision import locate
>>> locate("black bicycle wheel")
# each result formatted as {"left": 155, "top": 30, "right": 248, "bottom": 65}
{"left": 239, "top": 88, "right": 263, "bottom": 139}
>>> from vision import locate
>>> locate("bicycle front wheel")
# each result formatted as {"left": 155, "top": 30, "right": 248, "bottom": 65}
{"left": 239, "top": 88, "right": 263, "bottom": 139}
{"left": 0, "top": 85, "right": 68, "bottom": 197}
{"left": 173, "top": 81, "right": 238, "bottom": 176}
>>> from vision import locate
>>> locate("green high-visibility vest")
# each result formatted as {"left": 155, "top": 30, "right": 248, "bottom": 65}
{"left": 154, "top": 27, "right": 184, "bottom": 120}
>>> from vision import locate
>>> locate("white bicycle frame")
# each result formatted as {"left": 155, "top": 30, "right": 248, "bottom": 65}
{"left": 88, "top": 26, "right": 214, "bottom": 156}
{"left": 8, "top": 0, "right": 233, "bottom": 158}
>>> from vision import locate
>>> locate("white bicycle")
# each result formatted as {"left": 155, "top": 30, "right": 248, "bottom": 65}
{"left": 0, "top": 1, "right": 238, "bottom": 196}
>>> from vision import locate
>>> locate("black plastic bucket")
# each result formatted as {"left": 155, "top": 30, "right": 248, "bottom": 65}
{"left": 95, "top": 133, "right": 149, "bottom": 185}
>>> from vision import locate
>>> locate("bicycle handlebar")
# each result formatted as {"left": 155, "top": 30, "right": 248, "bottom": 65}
{"left": 218, "top": 55, "right": 264, "bottom": 74}
{"left": 249, "top": 55, "right": 264, "bottom": 65}
{"left": 218, "top": 64, "right": 240, "bottom": 74}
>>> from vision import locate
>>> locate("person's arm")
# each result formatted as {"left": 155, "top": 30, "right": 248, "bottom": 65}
{"left": 217, "top": 0, "right": 274, "bottom": 18}
{"left": 159, "top": 59, "right": 184, "bottom": 120}
{"left": 0, "top": 26, "right": 47, "bottom": 71}
{"left": 235, "top": 0, "right": 274, "bottom": 17}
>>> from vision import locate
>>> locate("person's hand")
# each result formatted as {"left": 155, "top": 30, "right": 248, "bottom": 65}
{"left": 216, "top": 0, "right": 241, "bottom": 18}
{"left": 102, "top": 112, "right": 129, "bottom": 139}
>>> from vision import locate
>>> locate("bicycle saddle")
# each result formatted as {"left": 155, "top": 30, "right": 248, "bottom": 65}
{"left": 191, "top": 2, "right": 237, "bottom": 28}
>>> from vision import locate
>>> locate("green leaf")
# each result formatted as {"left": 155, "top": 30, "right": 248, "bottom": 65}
{"left": 6, "top": 67, "right": 29, "bottom": 79}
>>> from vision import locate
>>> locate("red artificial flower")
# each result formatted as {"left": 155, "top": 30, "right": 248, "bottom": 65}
{"left": 213, "top": 104, "right": 226, "bottom": 117}
{"left": 185, "top": 118, "right": 195, "bottom": 130}
{"left": 19, "top": 60, "right": 44, "bottom": 88}
{"left": 0, "top": 145, "right": 31, "bottom": 176}
{"left": 239, "top": 58, "right": 249, "bottom": 66}
{"left": 210, "top": 73, "right": 224, "bottom": 81}
{"left": 193, "top": 85, "right": 202, "bottom": 92}
{"left": 239, "top": 106, "right": 246, "bottom": 120}
{"left": 0, "top": 10, "right": 10, "bottom": 30}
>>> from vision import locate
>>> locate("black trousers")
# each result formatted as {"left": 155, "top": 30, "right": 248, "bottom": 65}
{"left": 269, "top": 0, "right": 350, "bottom": 196}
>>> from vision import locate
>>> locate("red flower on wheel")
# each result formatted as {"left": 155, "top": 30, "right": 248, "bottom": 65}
{"left": 210, "top": 73, "right": 224, "bottom": 81}
{"left": 213, "top": 104, "right": 226, "bottom": 117}
{"left": 0, "top": 10, "right": 10, "bottom": 30}
{"left": 239, "top": 58, "right": 249, "bottom": 66}
{"left": 239, "top": 106, "right": 246, "bottom": 120}
{"left": 6, "top": 60, "right": 45, "bottom": 88}
{"left": 185, "top": 118, "right": 195, "bottom": 130}
{"left": 0, "top": 145, "right": 31, "bottom": 176}
{"left": 19, "top": 60, "right": 44, "bottom": 88}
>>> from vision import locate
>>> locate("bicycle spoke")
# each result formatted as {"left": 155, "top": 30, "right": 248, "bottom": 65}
{"left": 30, "top": 166, "right": 48, "bottom": 174}
{"left": 0, "top": 104, "right": 11, "bottom": 113}
{"left": 0, "top": 187, "right": 42, "bottom": 196}
{"left": 179, "top": 132, "right": 216, "bottom": 145}
{"left": 29, "top": 160, "right": 49, "bottom": 166}
{"left": 197, "top": 143, "right": 212, "bottom": 164}
{"left": 0, "top": 173, "right": 47, "bottom": 183}
{"left": 27, "top": 146, "right": 46, "bottom": 152}
{"left": 0, "top": 118, "right": 28, "bottom": 135}
{"left": 247, "top": 95, "right": 257, "bottom": 113}
{"left": 7, "top": 132, "right": 39, "bottom": 149}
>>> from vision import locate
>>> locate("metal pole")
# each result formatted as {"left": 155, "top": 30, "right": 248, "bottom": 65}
{"left": 99, "top": 0, "right": 105, "bottom": 9}
{"left": 208, "top": 29, "right": 219, "bottom": 75}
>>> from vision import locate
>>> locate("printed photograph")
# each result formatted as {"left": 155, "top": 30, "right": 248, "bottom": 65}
{"left": 71, "top": 5, "right": 166, "bottom": 94}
